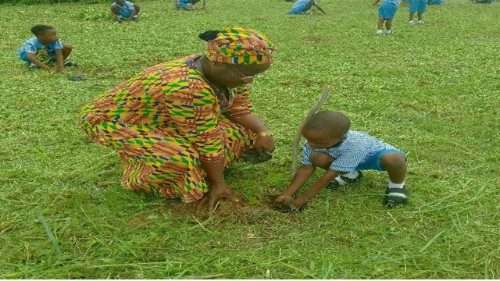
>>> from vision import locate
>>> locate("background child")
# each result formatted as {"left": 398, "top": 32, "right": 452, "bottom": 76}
{"left": 275, "top": 111, "right": 409, "bottom": 211}
{"left": 373, "top": 0, "right": 401, "bottom": 35}
{"left": 111, "top": 0, "right": 140, "bottom": 22}
{"left": 18, "top": 24, "right": 74, "bottom": 73}
{"left": 409, "top": 0, "right": 427, "bottom": 25}
{"left": 288, "top": 0, "right": 326, "bottom": 15}
{"left": 176, "top": 0, "right": 201, "bottom": 11}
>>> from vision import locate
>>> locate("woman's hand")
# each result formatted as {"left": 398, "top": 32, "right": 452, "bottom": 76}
{"left": 197, "top": 183, "right": 240, "bottom": 213}
{"left": 254, "top": 134, "right": 275, "bottom": 154}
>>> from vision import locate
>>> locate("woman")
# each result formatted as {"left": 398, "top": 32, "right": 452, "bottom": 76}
{"left": 80, "top": 27, "right": 276, "bottom": 212}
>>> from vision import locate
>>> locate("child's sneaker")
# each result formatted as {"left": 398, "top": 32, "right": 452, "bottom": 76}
{"left": 28, "top": 62, "right": 37, "bottom": 69}
{"left": 409, "top": 20, "right": 416, "bottom": 26}
{"left": 63, "top": 60, "right": 77, "bottom": 67}
{"left": 116, "top": 15, "right": 124, "bottom": 22}
{"left": 132, "top": 15, "right": 139, "bottom": 21}
{"left": 382, "top": 186, "right": 408, "bottom": 208}
{"left": 385, "top": 29, "right": 393, "bottom": 35}
{"left": 327, "top": 171, "right": 363, "bottom": 190}
{"left": 417, "top": 20, "right": 425, "bottom": 24}
{"left": 375, "top": 29, "right": 385, "bottom": 35}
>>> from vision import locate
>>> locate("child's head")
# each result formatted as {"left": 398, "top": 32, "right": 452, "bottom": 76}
{"left": 302, "top": 110, "right": 350, "bottom": 149}
{"left": 31, "top": 25, "right": 59, "bottom": 43}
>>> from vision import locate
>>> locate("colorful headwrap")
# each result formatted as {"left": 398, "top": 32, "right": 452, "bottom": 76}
{"left": 205, "top": 27, "right": 275, "bottom": 65}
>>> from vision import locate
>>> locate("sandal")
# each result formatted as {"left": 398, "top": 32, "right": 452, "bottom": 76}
{"left": 327, "top": 171, "right": 363, "bottom": 190}
{"left": 382, "top": 186, "right": 408, "bottom": 208}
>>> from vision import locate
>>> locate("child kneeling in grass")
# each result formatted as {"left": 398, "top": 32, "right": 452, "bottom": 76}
{"left": 275, "top": 111, "right": 409, "bottom": 211}
{"left": 288, "top": 0, "right": 326, "bottom": 14}
{"left": 111, "top": 0, "right": 140, "bottom": 22}
{"left": 18, "top": 24, "right": 75, "bottom": 73}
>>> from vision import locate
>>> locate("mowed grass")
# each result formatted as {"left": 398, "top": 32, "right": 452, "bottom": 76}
{"left": 0, "top": 0, "right": 499, "bottom": 278}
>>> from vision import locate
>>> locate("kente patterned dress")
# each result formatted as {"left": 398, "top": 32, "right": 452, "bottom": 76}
{"left": 79, "top": 55, "right": 256, "bottom": 202}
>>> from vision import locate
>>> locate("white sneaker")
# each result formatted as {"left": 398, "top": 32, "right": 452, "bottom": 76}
{"left": 375, "top": 29, "right": 384, "bottom": 35}
{"left": 409, "top": 20, "right": 416, "bottom": 25}
{"left": 417, "top": 20, "right": 425, "bottom": 24}
{"left": 385, "top": 29, "right": 393, "bottom": 35}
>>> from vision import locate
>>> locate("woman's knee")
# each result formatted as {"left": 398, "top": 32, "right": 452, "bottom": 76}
{"left": 309, "top": 152, "right": 334, "bottom": 169}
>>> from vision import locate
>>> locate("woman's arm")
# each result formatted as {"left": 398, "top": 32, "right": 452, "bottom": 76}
{"left": 228, "top": 86, "right": 275, "bottom": 153}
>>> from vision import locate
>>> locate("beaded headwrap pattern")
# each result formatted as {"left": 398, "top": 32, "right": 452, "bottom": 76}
{"left": 206, "top": 27, "right": 275, "bottom": 65}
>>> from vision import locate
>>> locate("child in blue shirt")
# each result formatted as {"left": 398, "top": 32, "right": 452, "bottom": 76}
{"left": 288, "top": 0, "right": 326, "bottom": 14}
{"left": 176, "top": 0, "right": 201, "bottom": 11}
{"left": 408, "top": 0, "right": 427, "bottom": 25}
{"left": 373, "top": 0, "right": 401, "bottom": 35}
{"left": 18, "top": 25, "right": 75, "bottom": 73}
{"left": 275, "top": 111, "right": 409, "bottom": 211}
{"left": 111, "top": 0, "right": 140, "bottom": 22}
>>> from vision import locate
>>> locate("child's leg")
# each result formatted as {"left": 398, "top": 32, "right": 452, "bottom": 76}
{"left": 377, "top": 17, "right": 385, "bottom": 30}
{"left": 417, "top": 12, "right": 423, "bottom": 21}
{"left": 385, "top": 20, "right": 393, "bottom": 31}
{"left": 310, "top": 152, "right": 362, "bottom": 189}
{"left": 309, "top": 152, "right": 334, "bottom": 169}
{"left": 133, "top": 4, "right": 140, "bottom": 15}
{"left": 380, "top": 152, "right": 407, "bottom": 184}
{"left": 62, "top": 44, "right": 73, "bottom": 60}
{"left": 110, "top": 5, "right": 120, "bottom": 16}
{"left": 380, "top": 152, "right": 408, "bottom": 207}
{"left": 409, "top": 12, "right": 415, "bottom": 21}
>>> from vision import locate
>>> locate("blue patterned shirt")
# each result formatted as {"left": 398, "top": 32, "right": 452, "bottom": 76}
{"left": 301, "top": 130, "right": 400, "bottom": 172}
{"left": 18, "top": 37, "right": 63, "bottom": 62}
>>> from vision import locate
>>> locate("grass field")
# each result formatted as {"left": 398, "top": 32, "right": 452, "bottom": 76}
{"left": 0, "top": 0, "right": 499, "bottom": 278}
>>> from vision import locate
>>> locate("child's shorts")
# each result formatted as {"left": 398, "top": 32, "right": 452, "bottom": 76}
{"left": 356, "top": 149, "right": 406, "bottom": 171}
{"left": 409, "top": 0, "right": 427, "bottom": 13}
{"left": 119, "top": 9, "right": 134, "bottom": 18}
{"left": 378, "top": 1, "right": 398, "bottom": 20}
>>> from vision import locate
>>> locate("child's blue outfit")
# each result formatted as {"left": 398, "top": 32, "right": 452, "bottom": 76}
{"left": 177, "top": 0, "right": 195, "bottom": 10}
{"left": 18, "top": 37, "right": 63, "bottom": 64}
{"left": 288, "top": 0, "right": 315, "bottom": 14}
{"left": 378, "top": 0, "right": 401, "bottom": 20}
{"left": 112, "top": 0, "right": 136, "bottom": 18}
{"left": 301, "top": 130, "right": 405, "bottom": 172}
{"left": 409, "top": 0, "right": 427, "bottom": 13}
{"left": 427, "top": 0, "right": 443, "bottom": 4}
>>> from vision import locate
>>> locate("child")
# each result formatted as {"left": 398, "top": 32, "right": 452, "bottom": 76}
{"left": 288, "top": 0, "right": 326, "bottom": 14}
{"left": 176, "top": 0, "right": 200, "bottom": 11}
{"left": 275, "top": 111, "right": 409, "bottom": 210}
{"left": 111, "top": 0, "right": 140, "bottom": 22}
{"left": 408, "top": 0, "right": 427, "bottom": 25}
{"left": 373, "top": 0, "right": 401, "bottom": 35}
{"left": 18, "top": 24, "right": 75, "bottom": 73}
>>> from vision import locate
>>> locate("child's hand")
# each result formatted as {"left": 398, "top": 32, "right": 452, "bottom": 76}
{"left": 275, "top": 194, "right": 293, "bottom": 203}
{"left": 293, "top": 197, "right": 307, "bottom": 208}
